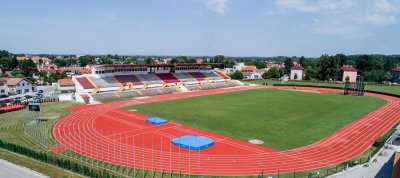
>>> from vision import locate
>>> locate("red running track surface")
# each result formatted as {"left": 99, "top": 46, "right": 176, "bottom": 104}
{"left": 52, "top": 86, "right": 400, "bottom": 176}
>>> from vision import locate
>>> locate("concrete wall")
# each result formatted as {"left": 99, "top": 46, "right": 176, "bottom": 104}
{"left": 58, "top": 93, "right": 74, "bottom": 101}
{"left": 342, "top": 71, "right": 358, "bottom": 83}
{"left": 290, "top": 70, "right": 303, "bottom": 80}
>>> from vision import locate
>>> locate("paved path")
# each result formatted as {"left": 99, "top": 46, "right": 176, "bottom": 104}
{"left": 329, "top": 144, "right": 398, "bottom": 178}
{"left": 0, "top": 159, "right": 48, "bottom": 178}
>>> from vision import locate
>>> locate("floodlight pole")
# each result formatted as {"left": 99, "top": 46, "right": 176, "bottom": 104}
{"left": 142, "top": 136, "right": 145, "bottom": 178}
{"left": 133, "top": 136, "right": 136, "bottom": 177}
{"left": 161, "top": 136, "right": 163, "bottom": 173}
{"left": 126, "top": 133, "right": 128, "bottom": 177}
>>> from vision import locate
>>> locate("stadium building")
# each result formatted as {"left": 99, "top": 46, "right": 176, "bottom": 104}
{"left": 72, "top": 64, "right": 240, "bottom": 103}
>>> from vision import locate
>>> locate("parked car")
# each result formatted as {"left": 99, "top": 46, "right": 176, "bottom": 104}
{"left": 37, "top": 90, "right": 44, "bottom": 94}
{"left": 34, "top": 93, "right": 43, "bottom": 98}
{"left": 0, "top": 94, "right": 8, "bottom": 98}
{"left": 0, "top": 99, "right": 11, "bottom": 104}
{"left": 25, "top": 95, "right": 32, "bottom": 99}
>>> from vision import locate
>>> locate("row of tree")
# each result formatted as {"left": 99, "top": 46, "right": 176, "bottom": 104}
{"left": 279, "top": 54, "right": 399, "bottom": 82}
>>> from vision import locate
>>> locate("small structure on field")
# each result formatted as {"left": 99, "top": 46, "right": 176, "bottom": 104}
{"left": 340, "top": 65, "right": 358, "bottom": 83}
{"left": 290, "top": 64, "right": 304, "bottom": 80}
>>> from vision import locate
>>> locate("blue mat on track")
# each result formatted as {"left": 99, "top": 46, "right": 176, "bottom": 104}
{"left": 171, "top": 135, "right": 214, "bottom": 151}
{"left": 146, "top": 117, "right": 168, "bottom": 125}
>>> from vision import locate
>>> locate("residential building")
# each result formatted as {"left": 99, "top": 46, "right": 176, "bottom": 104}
{"left": 1, "top": 78, "right": 33, "bottom": 94}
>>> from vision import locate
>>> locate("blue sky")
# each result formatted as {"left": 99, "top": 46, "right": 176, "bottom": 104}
{"left": 0, "top": 0, "right": 399, "bottom": 57}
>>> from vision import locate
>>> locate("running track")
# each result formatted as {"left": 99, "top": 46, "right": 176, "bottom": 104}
{"left": 52, "top": 86, "right": 400, "bottom": 176}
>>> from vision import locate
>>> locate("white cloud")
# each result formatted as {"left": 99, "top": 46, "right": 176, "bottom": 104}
{"left": 271, "top": 0, "right": 400, "bottom": 37}
{"left": 202, "top": 0, "right": 230, "bottom": 14}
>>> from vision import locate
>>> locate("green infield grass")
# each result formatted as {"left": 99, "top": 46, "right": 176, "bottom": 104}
{"left": 125, "top": 89, "right": 386, "bottom": 150}
{"left": 244, "top": 79, "right": 400, "bottom": 95}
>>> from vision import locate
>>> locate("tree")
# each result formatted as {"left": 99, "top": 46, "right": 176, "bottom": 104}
{"left": 304, "top": 66, "right": 316, "bottom": 80}
{"left": 316, "top": 54, "right": 339, "bottom": 81}
{"left": 263, "top": 67, "right": 282, "bottom": 79}
{"left": 283, "top": 58, "right": 293, "bottom": 74}
{"left": 78, "top": 56, "right": 95, "bottom": 67}
{"left": 230, "top": 70, "right": 243, "bottom": 80}
{"left": 254, "top": 60, "right": 265, "bottom": 69}
{"left": 144, "top": 57, "right": 154, "bottom": 64}
{"left": 298, "top": 56, "right": 306, "bottom": 67}
{"left": 17, "top": 59, "right": 37, "bottom": 78}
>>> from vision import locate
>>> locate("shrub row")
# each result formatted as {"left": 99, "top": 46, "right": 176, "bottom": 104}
{"left": 0, "top": 139, "right": 120, "bottom": 178}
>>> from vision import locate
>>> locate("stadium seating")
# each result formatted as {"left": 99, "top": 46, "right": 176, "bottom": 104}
{"left": 159, "top": 87, "right": 179, "bottom": 94}
{"left": 91, "top": 92, "right": 119, "bottom": 101}
{"left": 215, "top": 71, "right": 231, "bottom": 79}
{"left": 199, "top": 83, "right": 216, "bottom": 90}
{"left": 188, "top": 72, "right": 207, "bottom": 81}
{"left": 76, "top": 77, "right": 95, "bottom": 89}
{"left": 203, "top": 71, "right": 224, "bottom": 80}
{"left": 90, "top": 77, "right": 121, "bottom": 88}
{"left": 136, "top": 74, "right": 164, "bottom": 85}
{"left": 173, "top": 73, "right": 197, "bottom": 82}
{"left": 226, "top": 81, "right": 239, "bottom": 87}
{"left": 155, "top": 73, "right": 180, "bottom": 83}
{"left": 213, "top": 82, "right": 227, "bottom": 88}
{"left": 114, "top": 75, "right": 143, "bottom": 86}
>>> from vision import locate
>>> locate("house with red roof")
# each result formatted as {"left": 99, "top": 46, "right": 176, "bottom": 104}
{"left": 392, "top": 65, "right": 400, "bottom": 83}
{"left": 241, "top": 65, "right": 265, "bottom": 79}
{"left": 0, "top": 78, "right": 33, "bottom": 94}
{"left": 290, "top": 64, "right": 304, "bottom": 80}
{"left": 340, "top": 65, "right": 358, "bottom": 83}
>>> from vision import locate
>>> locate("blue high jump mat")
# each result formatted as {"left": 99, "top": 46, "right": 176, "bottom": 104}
{"left": 171, "top": 135, "right": 215, "bottom": 151}
{"left": 146, "top": 117, "right": 168, "bottom": 125}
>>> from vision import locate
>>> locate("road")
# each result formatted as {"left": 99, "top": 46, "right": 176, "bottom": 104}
{"left": 0, "top": 159, "right": 48, "bottom": 178}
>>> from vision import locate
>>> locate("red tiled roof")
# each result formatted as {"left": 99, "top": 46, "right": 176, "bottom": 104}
{"left": 241, "top": 66, "right": 257, "bottom": 71}
{"left": 58, "top": 78, "right": 75, "bottom": 86}
{"left": 16, "top": 56, "right": 28, "bottom": 61}
{"left": 31, "top": 56, "right": 50, "bottom": 61}
{"left": 291, "top": 64, "right": 304, "bottom": 70}
{"left": 340, "top": 65, "right": 357, "bottom": 72}
{"left": 80, "top": 68, "right": 91, "bottom": 74}
{"left": 1, "top": 78, "right": 31, "bottom": 86}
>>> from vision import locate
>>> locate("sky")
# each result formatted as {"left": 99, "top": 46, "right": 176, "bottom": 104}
{"left": 0, "top": 0, "right": 400, "bottom": 57}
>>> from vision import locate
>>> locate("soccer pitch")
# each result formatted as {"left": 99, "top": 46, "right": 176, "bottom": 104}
{"left": 125, "top": 89, "right": 386, "bottom": 150}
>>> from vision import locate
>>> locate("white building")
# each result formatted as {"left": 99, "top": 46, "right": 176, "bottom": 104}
{"left": 0, "top": 79, "right": 8, "bottom": 96}
{"left": 1, "top": 78, "right": 33, "bottom": 94}
{"left": 290, "top": 64, "right": 304, "bottom": 80}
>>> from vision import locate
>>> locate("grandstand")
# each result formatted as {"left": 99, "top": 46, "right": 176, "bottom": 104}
{"left": 73, "top": 64, "right": 241, "bottom": 103}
